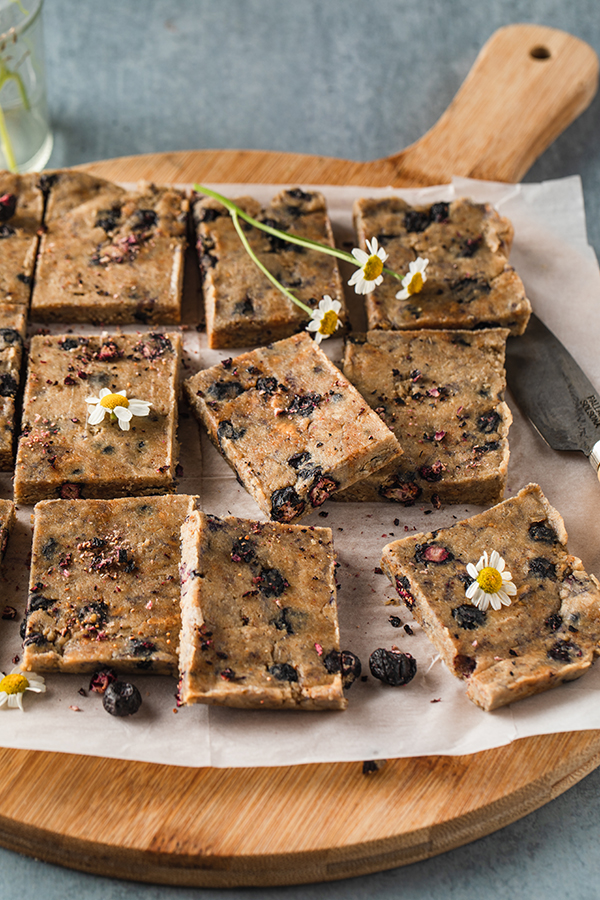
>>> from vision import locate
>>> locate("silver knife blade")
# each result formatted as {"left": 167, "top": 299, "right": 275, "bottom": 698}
{"left": 505, "top": 313, "right": 600, "bottom": 471}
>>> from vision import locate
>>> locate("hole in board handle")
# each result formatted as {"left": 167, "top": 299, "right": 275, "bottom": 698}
{"left": 530, "top": 46, "right": 551, "bottom": 60}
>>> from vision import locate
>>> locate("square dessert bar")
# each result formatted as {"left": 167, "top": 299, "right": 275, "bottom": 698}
{"left": 0, "top": 172, "right": 44, "bottom": 306}
{"left": 354, "top": 197, "right": 531, "bottom": 335}
{"left": 14, "top": 332, "right": 181, "bottom": 504}
{"left": 340, "top": 329, "right": 512, "bottom": 505}
{"left": 179, "top": 507, "right": 346, "bottom": 709}
{"left": 193, "top": 187, "right": 346, "bottom": 348}
{"left": 31, "top": 171, "right": 188, "bottom": 324}
{"left": 184, "top": 332, "right": 402, "bottom": 523}
{"left": 21, "top": 494, "right": 193, "bottom": 674}
{"left": 0, "top": 303, "right": 28, "bottom": 469}
{"left": 381, "top": 484, "right": 600, "bottom": 711}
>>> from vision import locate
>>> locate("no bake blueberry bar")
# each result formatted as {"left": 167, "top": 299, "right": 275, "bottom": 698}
{"left": 14, "top": 332, "right": 181, "bottom": 504}
{"left": 179, "top": 507, "right": 346, "bottom": 709}
{"left": 193, "top": 187, "right": 346, "bottom": 348}
{"left": 340, "top": 329, "right": 512, "bottom": 505}
{"left": 0, "top": 303, "right": 27, "bottom": 468}
{"left": 31, "top": 171, "right": 188, "bottom": 324}
{"left": 0, "top": 172, "right": 44, "bottom": 307}
{"left": 381, "top": 484, "right": 600, "bottom": 711}
{"left": 184, "top": 332, "right": 402, "bottom": 523}
{"left": 354, "top": 197, "right": 531, "bottom": 335}
{"left": 21, "top": 494, "right": 193, "bottom": 674}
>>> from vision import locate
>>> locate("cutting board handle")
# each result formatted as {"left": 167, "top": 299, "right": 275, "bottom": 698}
{"left": 392, "top": 24, "right": 599, "bottom": 185}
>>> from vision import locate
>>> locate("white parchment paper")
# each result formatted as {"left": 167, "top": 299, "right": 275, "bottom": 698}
{"left": 1, "top": 175, "right": 600, "bottom": 768}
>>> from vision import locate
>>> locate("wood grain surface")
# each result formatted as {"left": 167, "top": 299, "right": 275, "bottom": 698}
{"left": 1, "top": 23, "right": 599, "bottom": 888}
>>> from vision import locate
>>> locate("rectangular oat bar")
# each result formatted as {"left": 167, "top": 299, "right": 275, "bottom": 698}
{"left": 0, "top": 172, "right": 44, "bottom": 307}
{"left": 30, "top": 171, "right": 187, "bottom": 324}
{"left": 194, "top": 187, "right": 346, "bottom": 348}
{"left": 0, "top": 499, "right": 15, "bottom": 561}
{"left": 339, "top": 329, "right": 512, "bottom": 505}
{"left": 183, "top": 332, "right": 402, "bottom": 523}
{"left": 354, "top": 197, "right": 531, "bottom": 335}
{"left": 0, "top": 303, "right": 27, "bottom": 468}
{"left": 21, "top": 494, "right": 193, "bottom": 674}
{"left": 179, "top": 507, "right": 346, "bottom": 709}
{"left": 381, "top": 484, "right": 600, "bottom": 711}
{"left": 14, "top": 332, "right": 181, "bottom": 504}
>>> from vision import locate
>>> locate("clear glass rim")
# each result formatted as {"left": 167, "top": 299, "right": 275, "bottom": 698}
{"left": 0, "top": 0, "right": 44, "bottom": 41}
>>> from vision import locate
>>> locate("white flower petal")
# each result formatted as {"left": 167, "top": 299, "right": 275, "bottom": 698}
{"left": 128, "top": 401, "right": 151, "bottom": 416}
{"left": 395, "top": 288, "right": 410, "bottom": 300}
{"left": 117, "top": 418, "right": 130, "bottom": 431}
{"left": 489, "top": 593, "right": 502, "bottom": 611}
{"left": 85, "top": 395, "right": 101, "bottom": 405}
{"left": 351, "top": 248, "right": 369, "bottom": 265}
{"left": 0, "top": 694, "right": 7, "bottom": 707}
{"left": 88, "top": 405, "right": 106, "bottom": 425}
{"left": 114, "top": 406, "right": 132, "bottom": 421}
{"left": 306, "top": 319, "right": 320, "bottom": 332}
{"left": 465, "top": 581, "right": 479, "bottom": 599}
{"left": 99, "top": 388, "right": 111, "bottom": 398}
{"left": 116, "top": 390, "right": 127, "bottom": 397}
{"left": 313, "top": 331, "right": 324, "bottom": 344}
{"left": 466, "top": 563, "right": 479, "bottom": 579}
{"left": 489, "top": 550, "right": 501, "bottom": 569}
{"left": 503, "top": 582, "right": 517, "bottom": 596}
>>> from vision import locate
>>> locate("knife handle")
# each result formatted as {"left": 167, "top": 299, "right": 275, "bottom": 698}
{"left": 590, "top": 441, "right": 600, "bottom": 478}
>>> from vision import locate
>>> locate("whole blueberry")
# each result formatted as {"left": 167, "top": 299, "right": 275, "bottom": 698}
{"left": 102, "top": 681, "right": 142, "bottom": 717}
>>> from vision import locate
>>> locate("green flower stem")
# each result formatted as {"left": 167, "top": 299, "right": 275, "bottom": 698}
{"left": 0, "top": 101, "right": 16, "bottom": 172}
{"left": 0, "top": 44, "right": 32, "bottom": 173}
{"left": 231, "top": 211, "right": 313, "bottom": 315}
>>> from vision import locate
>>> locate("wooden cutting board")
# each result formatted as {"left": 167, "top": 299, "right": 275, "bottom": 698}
{"left": 1, "top": 24, "right": 599, "bottom": 889}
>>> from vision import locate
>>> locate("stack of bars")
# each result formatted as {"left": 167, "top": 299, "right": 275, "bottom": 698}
{"left": 1, "top": 165, "right": 599, "bottom": 716}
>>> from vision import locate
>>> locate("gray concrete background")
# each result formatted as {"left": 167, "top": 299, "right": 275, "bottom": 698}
{"left": 3, "top": 0, "right": 600, "bottom": 897}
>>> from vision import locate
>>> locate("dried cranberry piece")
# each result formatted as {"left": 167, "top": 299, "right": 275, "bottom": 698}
{"left": 59, "top": 483, "right": 82, "bottom": 500}
{"left": 369, "top": 649, "right": 417, "bottom": 686}
{"left": 96, "top": 340, "right": 123, "bottom": 362}
{"left": 103, "top": 681, "right": 142, "bottom": 716}
{"left": 0, "top": 193, "right": 17, "bottom": 222}
{"left": 379, "top": 478, "right": 422, "bottom": 505}
{"left": 308, "top": 475, "right": 338, "bottom": 507}
{"left": 89, "top": 667, "right": 117, "bottom": 694}
{"left": 271, "top": 486, "right": 305, "bottom": 523}
{"left": 414, "top": 543, "right": 453, "bottom": 564}
{"left": 418, "top": 462, "right": 445, "bottom": 483}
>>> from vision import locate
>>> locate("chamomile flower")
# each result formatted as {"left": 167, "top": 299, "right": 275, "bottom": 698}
{"left": 85, "top": 388, "right": 151, "bottom": 432}
{"left": 306, "top": 296, "right": 342, "bottom": 344}
{"left": 465, "top": 550, "right": 517, "bottom": 612}
{"left": 0, "top": 669, "right": 46, "bottom": 710}
{"left": 348, "top": 237, "right": 388, "bottom": 295}
{"left": 396, "top": 257, "right": 429, "bottom": 300}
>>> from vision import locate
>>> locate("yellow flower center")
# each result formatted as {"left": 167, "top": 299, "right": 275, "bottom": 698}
{"left": 99, "top": 393, "right": 129, "bottom": 411}
{"left": 318, "top": 310, "right": 339, "bottom": 336}
{"left": 477, "top": 566, "right": 503, "bottom": 594}
{"left": 407, "top": 272, "right": 424, "bottom": 295}
{"left": 0, "top": 673, "right": 29, "bottom": 695}
{"left": 363, "top": 255, "right": 383, "bottom": 282}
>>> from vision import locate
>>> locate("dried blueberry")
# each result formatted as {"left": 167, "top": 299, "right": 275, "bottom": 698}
{"left": 429, "top": 201, "right": 449, "bottom": 223}
{"left": 78, "top": 601, "right": 109, "bottom": 627}
{"left": 37, "top": 173, "right": 57, "bottom": 195}
{"left": 130, "top": 638, "right": 156, "bottom": 657}
{"left": 285, "top": 188, "right": 313, "bottom": 203}
{"left": 340, "top": 650, "right": 362, "bottom": 689}
{"left": 529, "top": 557, "right": 556, "bottom": 579}
{"left": 529, "top": 521, "right": 558, "bottom": 544}
{"left": 258, "top": 567, "right": 289, "bottom": 598}
{"left": 0, "top": 373, "right": 17, "bottom": 397}
{"left": 547, "top": 640, "right": 582, "bottom": 663}
{"left": 94, "top": 208, "right": 120, "bottom": 232}
{"left": 197, "top": 205, "right": 223, "bottom": 222}
{"left": 452, "top": 604, "right": 487, "bottom": 630}
{"left": 216, "top": 421, "right": 246, "bottom": 445}
{"left": 404, "top": 210, "right": 430, "bottom": 232}
{"left": 103, "top": 681, "right": 142, "bottom": 716}
{"left": 389, "top": 616, "right": 403, "bottom": 628}
{"left": 268, "top": 663, "right": 298, "bottom": 682}
{"left": 0, "top": 223, "right": 15, "bottom": 238}
{"left": 270, "top": 606, "right": 302, "bottom": 635}
{"left": 369, "top": 648, "right": 417, "bottom": 686}
{"left": 474, "top": 441, "right": 500, "bottom": 455}
{"left": 58, "top": 337, "right": 83, "bottom": 351}
{"left": 27, "top": 594, "right": 57, "bottom": 613}
{"left": 23, "top": 632, "right": 47, "bottom": 647}
{"left": 308, "top": 475, "right": 338, "bottom": 507}
{"left": 477, "top": 410, "right": 501, "bottom": 433}
{"left": 16, "top": 273, "right": 31, "bottom": 285}
{"left": 0, "top": 328, "right": 20, "bottom": 348}
{"left": 450, "top": 277, "right": 491, "bottom": 302}
{"left": 288, "top": 451, "right": 311, "bottom": 470}
{"left": 286, "top": 392, "right": 322, "bottom": 416}
{"left": 41, "top": 537, "right": 58, "bottom": 559}
{"left": 545, "top": 613, "right": 563, "bottom": 632}
{"left": 256, "top": 376, "right": 278, "bottom": 395}
{"left": 207, "top": 380, "right": 245, "bottom": 401}
{"left": 89, "top": 667, "right": 117, "bottom": 694}
{"left": 231, "top": 536, "right": 255, "bottom": 563}
{"left": 414, "top": 543, "right": 454, "bottom": 564}
{"left": 0, "top": 192, "right": 17, "bottom": 222}
{"left": 132, "top": 208, "right": 158, "bottom": 229}
{"left": 455, "top": 654, "right": 477, "bottom": 676}
{"left": 395, "top": 575, "right": 415, "bottom": 608}
{"left": 271, "top": 486, "right": 305, "bottom": 522}
{"left": 233, "top": 296, "right": 254, "bottom": 315}
{"left": 460, "top": 236, "right": 482, "bottom": 257}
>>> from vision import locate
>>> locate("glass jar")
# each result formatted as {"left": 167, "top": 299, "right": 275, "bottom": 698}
{"left": 0, "top": 0, "right": 52, "bottom": 172}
